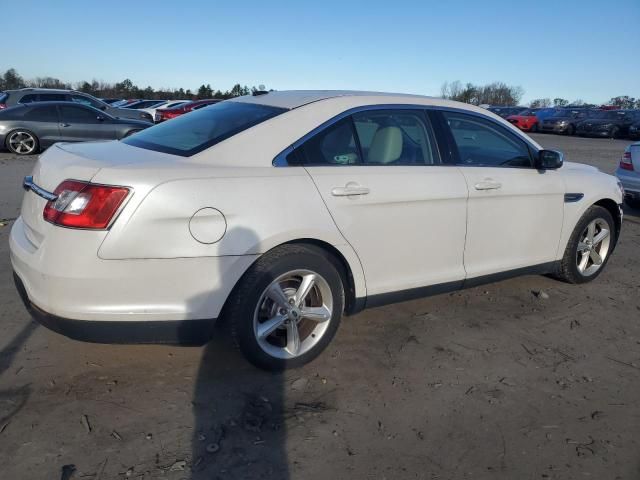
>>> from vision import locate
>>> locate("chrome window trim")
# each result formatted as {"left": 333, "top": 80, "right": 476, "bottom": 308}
{"left": 273, "top": 104, "right": 541, "bottom": 167}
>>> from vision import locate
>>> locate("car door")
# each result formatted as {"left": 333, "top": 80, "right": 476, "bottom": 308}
{"left": 438, "top": 110, "right": 564, "bottom": 280}
{"left": 22, "top": 105, "right": 61, "bottom": 147}
{"left": 296, "top": 108, "right": 469, "bottom": 299}
{"left": 58, "top": 104, "right": 116, "bottom": 142}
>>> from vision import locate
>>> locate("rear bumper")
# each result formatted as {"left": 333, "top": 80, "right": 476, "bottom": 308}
{"left": 13, "top": 272, "right": 214, "bottom": 344}
{"left": 9, "top": 215, "right": 258, "bottom": 344}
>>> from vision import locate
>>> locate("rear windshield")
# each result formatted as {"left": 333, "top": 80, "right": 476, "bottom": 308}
{"left": 123, "top": 101, "right": 286, "bottom": 156}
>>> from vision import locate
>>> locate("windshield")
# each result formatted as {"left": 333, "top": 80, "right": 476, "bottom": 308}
{"left": 123, "top": 101, "right": 287, "bottom": 156}
{"left": 517, "top": 109, "right": 536, "bottom": 116}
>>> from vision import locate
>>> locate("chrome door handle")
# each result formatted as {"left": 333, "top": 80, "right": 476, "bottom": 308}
{"left": 60, "top": 123, "right": 70, "bottom": 127}
{"left": 331, "top": 183, "right": 370, "bottom": 197}
{"left": 474, "top": 180, "right": 502, "bottom": 190}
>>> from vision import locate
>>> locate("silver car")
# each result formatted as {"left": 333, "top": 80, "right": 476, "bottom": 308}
{"left": 616, "top": 143, "right": 640, "bottom": 209}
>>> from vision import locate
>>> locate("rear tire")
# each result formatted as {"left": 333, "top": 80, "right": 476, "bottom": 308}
{"left": 530, "top": 123, "right": 538, "bottom": 133}
{"left": 226, "top": 244, "right": 345, "bottom": 370}
{"left": 555, "top": 206, "right": 616, "bottom": 284}
{"left": 5, "top": 129, "right": 39, "bottom": 155}
{"left": 610, "top": 126, "right": 620, "bottom": 139}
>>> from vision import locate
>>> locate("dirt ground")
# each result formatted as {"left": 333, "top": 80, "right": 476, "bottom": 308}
{"left": 0, "top": 134, "right": 638, "bottom": 480}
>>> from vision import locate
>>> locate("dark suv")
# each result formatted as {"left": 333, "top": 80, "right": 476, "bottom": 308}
{"left": 540, "top": 109, "right": 592, "bottom": 135}
{"left": 0, "top": 88, "right": 153, "bottom": 123}
{"left": 576, "top": 110, "right": 640, "bottom": 138}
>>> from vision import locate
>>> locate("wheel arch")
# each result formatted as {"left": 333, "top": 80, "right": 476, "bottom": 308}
{"left": 594, "top": 198, "right": 622, "bottom": 245}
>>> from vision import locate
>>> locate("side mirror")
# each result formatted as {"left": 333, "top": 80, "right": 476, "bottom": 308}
{"left": 536, "top": 149, "right": 563, "bottom": 170}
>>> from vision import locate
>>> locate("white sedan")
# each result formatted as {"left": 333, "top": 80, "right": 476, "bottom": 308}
{"left": 10, "top": 91, "right": 624, "bottom": 370}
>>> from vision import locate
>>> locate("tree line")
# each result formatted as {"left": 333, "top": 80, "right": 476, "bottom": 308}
{"left": 441, "top": 80, "right": 639, "bottom": 109}
{"left": 0, "top": 68, "right": 268, "bottom": 100}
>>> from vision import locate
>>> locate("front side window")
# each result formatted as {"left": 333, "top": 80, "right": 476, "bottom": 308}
{"left": 443, "top": 111, "right": 532, "bottom": 168}
{"left": 59, "top": 105, "right": 102, "bottom": 123}
{"left": 123, "top": 101, "right": 286, "bottom": 156}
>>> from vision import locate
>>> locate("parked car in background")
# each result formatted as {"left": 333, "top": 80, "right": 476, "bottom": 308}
{"left": 111, "top": 99, "right": 141, "bottom": 108}
{"left": 487, "top": 106, "right": 527, "bottom": 118}
{"left": 100, "top": 98, "right": 123, "bottom": 105}
{"left": 141, "top": 100, "right": 190, "bottom": 122}
{"left": 123, "top": 100, "right": 167, "bottom": 110}
{"left": 576, "top": 110, "right": 640, "bottom": 138}
{"left": 540, "top": 109, "right": 592, "bottom": 135}
{"left": 0, "top": 102, "right": 150, "bottom": 155}
{"left": 10, "top": 91, "right": 623, "bottom": 370}
{"left": 627, "top": 120, "right": 640, "bottom": 140}
{"left": 506, "top": 109, "right": 540, "bottom": 132}
{"left": 0, "top": 89, "right": 153, "bottom": 123}
{"left": 534, "top": 107, "right": 562, "bottom": 122}
{"left": 155, "top": 99, "right": 220, "bottom": 122}
{"left": 616, "top": 143, "right": 640, "bottom": 209}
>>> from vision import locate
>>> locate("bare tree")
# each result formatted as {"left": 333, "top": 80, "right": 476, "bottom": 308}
{"left": 529, "top": 98, "right": 551, "bottom": 108}
{"left": 441, "top": 80, "right": 524, "bottom": 106}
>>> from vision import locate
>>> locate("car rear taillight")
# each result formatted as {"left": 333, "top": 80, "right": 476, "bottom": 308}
{"left": 620, "top": 151, "right": 634, "bottom": 171}
{"left": 0, "top": 104, "right": 6, "bottom": 110}
{"left": 43, "top": 180, "right": 130, "bottom": 229}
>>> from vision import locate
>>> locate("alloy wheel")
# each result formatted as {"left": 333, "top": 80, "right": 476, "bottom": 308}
{"left": 576, "top": 218, "right": 611, "bottom": 277}
{"left": 253, "top": 269, "right": 333, "bottom": 359}
{"left": 8, "top": 131, "right": 36, "bottom": 154}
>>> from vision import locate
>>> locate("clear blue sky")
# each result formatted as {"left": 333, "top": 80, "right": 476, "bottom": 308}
{"left": 5, "top": 0, "right": 639, "bottom": 104}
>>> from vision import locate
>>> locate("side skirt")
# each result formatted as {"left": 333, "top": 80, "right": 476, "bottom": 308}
{"left": 358, "top": 261, "right": 560, "bottom": 311}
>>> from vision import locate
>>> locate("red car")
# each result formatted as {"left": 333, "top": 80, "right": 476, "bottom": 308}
{"left": 506, "top": 109, "right": 540, "bottom": 132}
{"left": 155, "top": 99, "right": 221, "bottom": 122}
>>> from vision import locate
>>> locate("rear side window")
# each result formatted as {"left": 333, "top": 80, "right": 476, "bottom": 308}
{"left": 19, "top": 94, "right": 39, "bottom": 103}
{"left": 353, "top": 110, "right": 438, "bottom": 165}
{"left": 25, "top": 106, "right": 59, "bottom": 121}
{"left": 39, "top": 93, "right": 67, "bottom": 102}
{"left": 123, "top": 101, "right": 286, "bottom": 156}
{"left": 0, "top": 92, "right": 8, "bottom": 103}
{"left": 443, "top": 111, "right": 532, "bottom": 168}
{"left": 296, "top": 109, "right": 440, "bottom": 166}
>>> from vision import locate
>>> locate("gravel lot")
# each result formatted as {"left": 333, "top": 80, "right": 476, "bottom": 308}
{"left": 0, "top": 134, "right": 639, "bottom": 480}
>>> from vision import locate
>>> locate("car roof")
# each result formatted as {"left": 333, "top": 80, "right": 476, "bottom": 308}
{"left": 232, "top": 90, "right": 452, "bottom": 110}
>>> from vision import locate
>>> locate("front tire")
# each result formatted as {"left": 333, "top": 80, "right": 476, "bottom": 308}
{"left": 6, "top": 130, "right": 39, "bottom": 155}
{"left": 610, "top": 126, "right": 620, "bottom": 139}
{"left": 226, "top": 244, "right": 345, "bottom": 370}
{"left": 566, "top": 124, "right": 575, "bottom": 136}
{"left": 530, "top": 123, "right": 538, "bottom": 133}
{"left": 555, "top": 206, "right": 616, "bottom": 284}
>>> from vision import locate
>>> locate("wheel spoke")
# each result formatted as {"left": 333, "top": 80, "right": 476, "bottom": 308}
{"left": 586, "top": 221, "right": 596, "bottom": 242}
{"left": 577, "top": 242, "right": 590, "bottom": 253}
{"left": 294, "top": 273, "right": 316, "bottom": 307}
{"left": 257, "top": 313, "right": 287, "bottom": 340}
{"left": 578, "top": 252, "right": 589, "bottom": 272}
{"left": 267, "top": 283, "right": 290, "bottom": 309}
{"left": 300, "top": 305, "right": 331, "bottom": 323}
{"left": 590, "top": 249, "right": 603, "bottom": 266}
{"left": 285, "top": 321, "right": 300, "bottom": 355}
{"left": 592, "top": 228, "right": 609, "bottom": 246}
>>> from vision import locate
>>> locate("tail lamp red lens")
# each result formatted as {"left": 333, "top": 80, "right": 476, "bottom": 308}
{"left": 43, "top": 180, "right": 130, "bottom": 229}
{"left": 0, "top": 104, "right": 6, "bottom": 109}
{"left": 620, "top": 151, "right": 634, "bottom": 171}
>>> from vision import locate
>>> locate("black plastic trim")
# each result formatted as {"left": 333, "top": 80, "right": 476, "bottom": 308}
{"left": 13, "top": 273, "right": 215, "bottom": 345}
{"left": 363, "top": 261, "right": 559, "bottom": 309}
{"left": 564, "top": 193, "right": 584, "bottom": 203}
